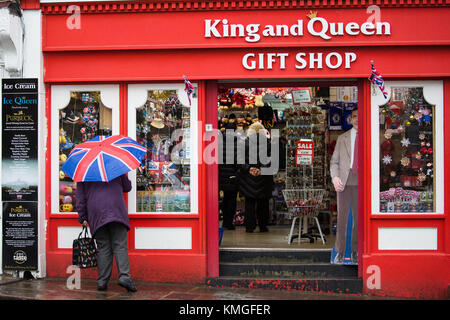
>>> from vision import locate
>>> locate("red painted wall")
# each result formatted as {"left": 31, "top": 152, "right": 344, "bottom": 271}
{"left": 42, "top": 3, "right": 450, "bottom": 297}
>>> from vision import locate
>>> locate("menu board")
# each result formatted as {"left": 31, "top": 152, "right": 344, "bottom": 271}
{"left": 2, "top": 79, "right": 38, "bottom": 201}
{"left": 2, "top": 78, "right": 39, "bottom": 271}
{"left": 2, "top": 202, "right": 38, "bottom": 270}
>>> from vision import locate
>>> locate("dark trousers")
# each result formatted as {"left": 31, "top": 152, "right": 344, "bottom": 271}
{"left": 222, "top": 190, "right": 237, "bottom": 228}
{"left": 245, "top": 197, "right": 269, "bottom": 231}
{"left": 94, "top": 222, "right": 131, "bottom": 286}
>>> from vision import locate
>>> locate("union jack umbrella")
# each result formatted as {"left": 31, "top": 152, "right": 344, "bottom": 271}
{"left": 61, "top": 135, "right": 148, "bottom": 182}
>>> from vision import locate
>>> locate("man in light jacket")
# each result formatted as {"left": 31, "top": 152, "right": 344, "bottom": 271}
{"left": 330, "top": 109, "right": 358, "bottom": 264}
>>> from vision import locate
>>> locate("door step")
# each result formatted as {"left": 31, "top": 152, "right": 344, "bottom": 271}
{"left": 206, "top": 248, "right": 362, "bottom": 295}
{"left": 205, "top": 277, "right": 362, "bottom": 295}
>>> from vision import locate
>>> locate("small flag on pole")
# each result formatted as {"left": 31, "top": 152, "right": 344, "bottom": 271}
{"left": 183, "top": 75, "right": 195, "bottom": 106}
{"left": 369, "top": 60, "right": 388, "bottom": 99}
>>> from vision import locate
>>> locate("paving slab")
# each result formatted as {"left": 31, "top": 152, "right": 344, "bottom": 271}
{"left": 0, "top": 277, "right": 406, "bottom": 301}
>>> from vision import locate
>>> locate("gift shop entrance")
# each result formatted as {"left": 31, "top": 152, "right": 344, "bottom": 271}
{"left": 217, "top": 83, "right": 360, "bottom": 253}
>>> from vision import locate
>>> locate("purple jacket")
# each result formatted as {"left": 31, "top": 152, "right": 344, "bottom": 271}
{"left": 76, "top": 175, "right": 132, "bottom": 236}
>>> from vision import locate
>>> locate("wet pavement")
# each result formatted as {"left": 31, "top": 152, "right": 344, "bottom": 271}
{"left": 0, "top": 274, "right": 402, "bottom": 301}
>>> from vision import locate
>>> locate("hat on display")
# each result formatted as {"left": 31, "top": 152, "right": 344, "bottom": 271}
{"left": 151, "top": 118, "right": 165, "bottom": 129}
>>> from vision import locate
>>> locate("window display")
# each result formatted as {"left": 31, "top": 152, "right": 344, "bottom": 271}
{"left": 58, "top": 91, "right": 112, "bottom": 212}
{"left": 135, "top": 90, "right": 191, "bottom": 213}
{"left": 379, "top": 87, "right": 435, "bottom": 213}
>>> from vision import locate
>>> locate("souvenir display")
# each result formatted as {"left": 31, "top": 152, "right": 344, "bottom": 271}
{"left": 283, "top": 104, "right": 327, "bottom": 190}
{"left": 218, "top": 88, "right": 259, "bottom": 133}
{"left": 379, "top": 87, "right": 435, "bottom": 213}
{"left": 135, "top": 90, "right": 191, "bottom": 213}
{"left": 58, "top": 91, "right": 111, "bottom": 213}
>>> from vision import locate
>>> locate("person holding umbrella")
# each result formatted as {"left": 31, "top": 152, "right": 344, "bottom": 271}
{"left": 62, "top": 135, "right": 148, "bottom": 292}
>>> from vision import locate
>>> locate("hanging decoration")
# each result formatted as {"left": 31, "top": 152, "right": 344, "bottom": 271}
{"left": 183, "top": 75, "right": 195, "bottom": 106}
{"left": 369, "top": 60, "right": 388, "bottom": 99}
{"left": 382, "top": 155, "right": 392, "bottom": 165}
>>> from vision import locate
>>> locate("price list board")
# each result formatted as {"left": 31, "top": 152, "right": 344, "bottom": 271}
{"left": 2, "top": 78, "right": 39, "bottom": 271}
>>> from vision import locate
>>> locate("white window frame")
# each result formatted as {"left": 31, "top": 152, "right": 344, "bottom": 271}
{"left": 371, "top": 80, "right": 444, "bottom": 215}
{"left": 50, "top": 84, "right": 120, "bottom": 214}
{"left": 127, "top": 83, "right": 199, "bottom": 215}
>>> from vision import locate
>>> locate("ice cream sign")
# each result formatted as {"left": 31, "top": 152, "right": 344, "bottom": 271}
{"left": 296, "top": 139, "right": 314, "bottom": 166}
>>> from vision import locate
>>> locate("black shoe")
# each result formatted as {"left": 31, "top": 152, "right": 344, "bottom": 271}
{"left": 118, "top": 279, "right": 137, "bottom": 292}
{"left": 224, "top": 226, "right": 235, "bottom": 230}
{"left": 245, "top": 229, "right": 254, "bottom": 233}
{"left": 97, "top": 284, "right": 107, "bottom": 291}
{"left": 333, "top": 253, "right": 344, "bottom": 265}
{"left": 259, "top": 227, "right": 269, "bottom": 232}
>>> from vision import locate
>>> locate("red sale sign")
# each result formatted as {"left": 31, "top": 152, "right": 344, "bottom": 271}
{"left": 296, "top": 139, "right": 314, "bottom": 165}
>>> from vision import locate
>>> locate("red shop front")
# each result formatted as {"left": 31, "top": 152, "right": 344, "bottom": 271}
{"left": 41, "top": 1, "right": 450, "bottom": 299}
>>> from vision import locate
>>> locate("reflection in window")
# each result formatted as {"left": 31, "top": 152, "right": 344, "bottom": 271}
{"left": 136, "top": 90, "right": 191, "bottom": 213}
{"left": 59, "top": 91, "right": 112, "bottom": 213}
{"left": 379, "top": 87, "right": 434, "bottom": 213}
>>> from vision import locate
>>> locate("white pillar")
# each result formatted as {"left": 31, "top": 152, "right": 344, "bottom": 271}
{"left": 22, "top": 8, "right": 46, "bottom": 279}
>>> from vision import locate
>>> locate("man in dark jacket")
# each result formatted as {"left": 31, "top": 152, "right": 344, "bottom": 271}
{"left": 239, "top": 122, "right": 274, "bottom": 233}
{"left": 76, "top": 174, "right": 137, "bottom": 292}
{"left": 219, "top": 122, "right": 240, "bottom": 230}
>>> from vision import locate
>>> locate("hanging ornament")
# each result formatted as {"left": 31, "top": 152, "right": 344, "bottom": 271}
{"left": 400, "top": 157, "right": 410, "bottom": 167}
{"left": 384, "top": 131, "right": 392, "bottom": 140}
{"left": 390, "top": 171, "right": 396, "bottom": 178}
{"left": 400, "top": 137, "right": 411, "bottom": 147}
{"left": 142, "top": 124, "right": 150, "bottom": 134}
{"left": 415, "top": 152, "right": 422, "bottom": 159}
{"left": 382, "top": 155, "right": 392, "bottom": 164}
{"left": 419, "top": 133, "right": 426, "bottom": 140}
{"left": 417, "top": 172, "right": 426, "bottom": 182}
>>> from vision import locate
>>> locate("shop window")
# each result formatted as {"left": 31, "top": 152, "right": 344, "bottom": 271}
{"left": 51, "top": 85, "right": 119, "bottom": 214}
{"left": 128, "top": 84, "right": 197, "bottom": 214}
{"left": 58, "top": 91, "right": 112, "bottom": 212}
{"left": 373, "top": 82, "right": 444, "bottom": 214}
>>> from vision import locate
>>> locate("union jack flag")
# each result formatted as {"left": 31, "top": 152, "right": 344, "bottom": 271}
{"left": 62, "top": 135, "right": 148, "bottom": 182}
{"left": 369, "top": 60, "right": 388, "bottom": 99}
{"left": 183, "top": 75, "right": 195, "bottom": 106}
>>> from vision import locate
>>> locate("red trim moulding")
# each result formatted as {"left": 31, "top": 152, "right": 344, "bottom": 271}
{"left": 40, "top": 0, "right": 450, "bottom": 15}
{"left": 198, "top": 80, "right": 208, "bottom": 257}
{"left": 205, "top": 80, "right": 219, "bottom": 278}
{"left": 444, "top": 78, "right": 450, "bottom": 253}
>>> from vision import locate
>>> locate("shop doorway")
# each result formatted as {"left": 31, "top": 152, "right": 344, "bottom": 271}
{"left": 217, "top": 84, "right": 359, "bottom": 251}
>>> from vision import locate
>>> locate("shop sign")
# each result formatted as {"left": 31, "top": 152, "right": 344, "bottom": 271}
{"left": 2, "top": 202, "right": 38, "bottom": 271}
{"left": 205, "top": 17, "right": 391, "bottom": 43}
{"left": 292, "top": 89, "right": 312, "bottom": 104}
{"left": 205, "top": 16, "right": 391, "bottom": 71}
{"left": 296, "top": 139, "right": 314, "bottom": 166}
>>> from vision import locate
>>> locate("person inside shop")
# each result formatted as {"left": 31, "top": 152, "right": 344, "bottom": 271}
{"left": 239, "top": 122, "right": 274, "bottom": 233}
{"left": 219, "top": 114, "right": 239, "bottom": 230}
{"left": 330, "top": 109, "right": 358, "bottom": 264}
{"left": 76, "top": 174, "right": 137, "bottom": 292}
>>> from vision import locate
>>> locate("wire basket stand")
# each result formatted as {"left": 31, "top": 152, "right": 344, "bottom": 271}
{"left": 282, "top": 189, "right": 326, "bottom": 244}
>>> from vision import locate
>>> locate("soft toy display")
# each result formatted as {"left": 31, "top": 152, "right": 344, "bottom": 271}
{"left": 80, "top": 95, "right": 99, "bottom": 141}
{"left": 59, "top": 129, "right": 74, "bottom": 150}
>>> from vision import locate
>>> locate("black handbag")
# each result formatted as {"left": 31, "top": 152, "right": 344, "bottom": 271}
{"left": 72, "top": 226, "right": 97, "bottom": 268}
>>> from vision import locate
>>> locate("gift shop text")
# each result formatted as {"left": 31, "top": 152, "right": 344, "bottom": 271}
{"left": 242, "top": 52, "right": 357, "bottom": 70}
